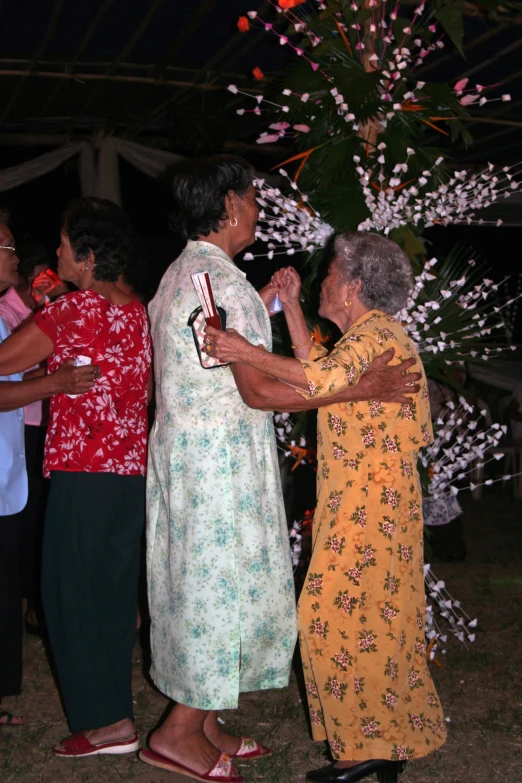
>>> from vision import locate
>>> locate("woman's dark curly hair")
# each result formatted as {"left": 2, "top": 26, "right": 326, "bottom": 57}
{"left": 170, "top": 154, "right": 254, "bottom": 240}
{"left": 62, "top": 197, "right": 143, "bottom": 283}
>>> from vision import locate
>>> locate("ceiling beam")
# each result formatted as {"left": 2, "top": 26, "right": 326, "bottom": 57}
{"left": 175, "top": 23, "right": 270, "bottom": 114}
{"left": 152, "top": 0, "right": 219, "bottom": 81}
{"left": 67, "top": 0, "right": 167, "bottom": 132}
{"left": 459, "top": 126, "right": 520, "bottom": 159}
{"left": 0, "top": 132, "right": 282, "bottom": 154}
{"left": 105, "top": 0, "right": 219, "bottom": 134}
{"left": 0, "top": 58, "right": 255, "bottom": 81}
{"left": 0, "top": 68, "right": 264, "bottom": 92}
{"left": 465, "top": 115, "right": 522, "bottom": 128}
{"left": 455, "top": 37, "right": 522, "bottom": 80}
{"left": 125, "top": 0, "right": 272, "bottom": 137}
{"left": 0, "top": 0, "right": 66, "bottom": 124}
{"left": 439, "top": 98, "right": 522, "bottom": 152}
{"left": 32, "top": 0, "right": 116, "bottom": 129}
{"left": 476, "top": 133, "right": 522, "bottom": 158}
{"left": 125, "top": 40, "right": 243, "bottom": 136}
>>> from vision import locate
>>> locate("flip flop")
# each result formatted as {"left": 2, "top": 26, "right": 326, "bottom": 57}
{"left": 0, "top": 710, "right": 24, "bottom": 727}
{"left": 139, "top": 748, "right": 244, "bottom": 782}
{"left": 232, "top": 737, "right": 272, "bottom": 760}
{"left": 53, "top": 731, "right": 139, "bottom": 757}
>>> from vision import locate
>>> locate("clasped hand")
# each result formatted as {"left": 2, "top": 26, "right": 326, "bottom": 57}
{"left": 270, "top": 266, "right": 301, "bottom": 305}
{"left": 258, "top": 266, "right": 302, "bottom": 315}
{"left": 204, "top": 325, "right": 253, "bottom": 364}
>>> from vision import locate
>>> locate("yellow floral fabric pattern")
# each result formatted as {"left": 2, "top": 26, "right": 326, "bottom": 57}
{"left": 296, "top": 311, "right": 446, "bottom": 762}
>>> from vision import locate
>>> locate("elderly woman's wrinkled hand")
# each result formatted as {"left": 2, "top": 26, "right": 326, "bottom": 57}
{"left": 52, "top": 359, "right": 101, "bottom": 395}
{"left": 355, "top": 349, "right": 422, "bottom": 405}
{"left": 204, "top": 325, "right": 254, "bottom": 364}
{"left": 271, "top": 266, "right": 301, "bottom": 306}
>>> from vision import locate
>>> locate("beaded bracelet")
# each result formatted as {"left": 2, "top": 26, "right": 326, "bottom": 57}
{"left": 291, "top": 334, "right": 315, "bottom": 350}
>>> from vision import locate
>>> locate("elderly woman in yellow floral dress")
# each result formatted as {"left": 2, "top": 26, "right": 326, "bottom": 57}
{"left": 206, "top": 232, "right": 446, "bottom": 783}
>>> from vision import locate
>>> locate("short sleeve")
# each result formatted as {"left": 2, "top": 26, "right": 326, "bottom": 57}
{"left": 296, "top": 331, "right": 380, "bottom": 400}
{"left": 218, "top": 281, "right": 271, "bottom": 351}
{"left": 307, "top": 341, "right": 329, "bottom": 360}
{"left": 32, "top": 296, "right": 69, "bottom": 346}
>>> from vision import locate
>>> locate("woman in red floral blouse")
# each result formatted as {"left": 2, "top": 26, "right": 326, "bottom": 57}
{"left": 0, "top": 198, "right": 151, "bottom": 757}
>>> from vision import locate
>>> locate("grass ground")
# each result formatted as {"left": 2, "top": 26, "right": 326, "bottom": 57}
{"left": 1, "top": 491, "right": 521, "bottom": 783}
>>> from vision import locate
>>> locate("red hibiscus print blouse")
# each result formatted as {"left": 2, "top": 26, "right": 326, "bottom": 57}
{"left": 34, "top": 290, "right": 151, "bottom": 478}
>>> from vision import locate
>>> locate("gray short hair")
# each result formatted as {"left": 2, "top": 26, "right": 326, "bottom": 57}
{"left": 334, "top": 232, "right": 413, "bottom": 314}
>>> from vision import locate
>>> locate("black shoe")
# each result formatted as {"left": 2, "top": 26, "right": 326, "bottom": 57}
{"left": 305, "top": 759, "right": 406, "bottom": 783}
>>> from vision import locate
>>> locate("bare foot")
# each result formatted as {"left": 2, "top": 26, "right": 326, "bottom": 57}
{"left": 203, "top": 711, "right": 241, "bottom": 756}
{"left": 150, "top": 724, "right": 220, "bottom": 776}
{"left": 84, "top": 717, "right": 135, "bottom": 746}
{"left": 334, "top": 761, "right": 359, "bottom": 769}
{"left": 0, "top": 710, "right": 24, "bottom": 726}
{"left": 54, "top": 718, "right": 135, "bottom": 751}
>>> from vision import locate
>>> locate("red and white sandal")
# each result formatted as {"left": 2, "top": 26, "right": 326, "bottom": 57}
{"left": 53, "top": 731, "right": 139, "bottom": 757}
{"left": 139, "top": 748, "right": 244, "bottom": 782}
{"left": 232, "top": 737, "right": 272, "bottom": 760}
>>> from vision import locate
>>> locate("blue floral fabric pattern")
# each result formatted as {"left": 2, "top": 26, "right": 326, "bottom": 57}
{"left": 146, "top": 240, "right": 297, "bottom": 710}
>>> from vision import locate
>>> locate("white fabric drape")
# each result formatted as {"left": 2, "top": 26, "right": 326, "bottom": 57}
{"left": 114, "top": 138, "right": 185, "bottom": 183}
{"left": 78, "top": 144, "right": 97, "bottom": 197}
{"left": 95, "top": 138, "right": 121, "bottom": 204}
{"left": 0, "top": 138, "right": 521, "bottom": 229}
{"left": 0, "top": 138, "right": 186, "bottom": 206}
{"left": 0, "top": 142, "right": 88, "bottom": 194}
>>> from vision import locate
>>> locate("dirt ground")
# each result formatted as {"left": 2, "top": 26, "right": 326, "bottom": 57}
{"left": 1, "top": 491, "right": 521, "bottom": 783}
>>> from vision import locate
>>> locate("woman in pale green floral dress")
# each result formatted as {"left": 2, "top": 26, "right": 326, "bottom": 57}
{"left": 141, "top": 156, "right": 297, "bottom": 783}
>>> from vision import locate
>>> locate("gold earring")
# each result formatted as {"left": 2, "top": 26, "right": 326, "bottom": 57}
{"left": 344, "top": 299, "right": 352, "bottom": 308}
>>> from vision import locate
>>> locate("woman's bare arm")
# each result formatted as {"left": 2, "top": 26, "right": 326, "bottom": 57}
{"left": 207, "top": 326, "right": 309, "bottom": 389}
{"left": 0, "top": 362, "right": 99, "bottom": 412}
{"left": 231, "top": 349, "right": 421, "bottom": 412}
{"left": 23, "top": 366, "right": 46, "bottom": 380}
{"left": 0, "top": 322, "right": 54, "bottom": 376}
{"left": 272, "top": 268, "right": 313, "bottom": 359}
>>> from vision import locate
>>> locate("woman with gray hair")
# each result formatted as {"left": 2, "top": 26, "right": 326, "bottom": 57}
{"left": 206, "top": 232, "right": 446, "bottom": 783}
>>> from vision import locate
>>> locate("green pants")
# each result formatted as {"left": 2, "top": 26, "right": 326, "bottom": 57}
{"left": 42, "top": 471, "right": 145, "bottom": 733}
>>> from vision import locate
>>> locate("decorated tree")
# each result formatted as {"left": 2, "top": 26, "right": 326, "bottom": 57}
{"left": 232, "top": 0, "right": 518, "bottom": 251}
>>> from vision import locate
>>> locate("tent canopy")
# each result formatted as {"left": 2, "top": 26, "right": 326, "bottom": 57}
{"left": 0, "top": 0, "right": 520, "bottom": 164}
